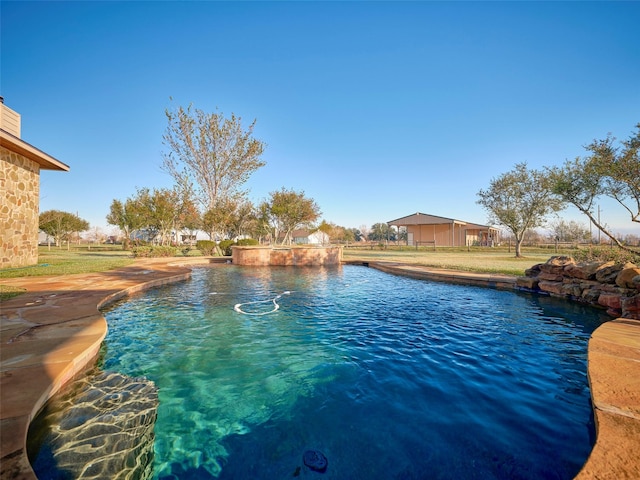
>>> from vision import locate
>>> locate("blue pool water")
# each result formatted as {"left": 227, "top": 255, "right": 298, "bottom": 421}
{"left": 97, "top": 265, "right": 607, "bottom": 479}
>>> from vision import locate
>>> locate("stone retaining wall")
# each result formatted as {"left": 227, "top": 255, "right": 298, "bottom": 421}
{"left": 516, "top": 256, "right": 640, "bottom": 319}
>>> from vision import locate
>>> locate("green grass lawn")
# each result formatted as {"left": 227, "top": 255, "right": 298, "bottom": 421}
{"left": 343, "top": 245, "right": 561, "bottom": 276}
{"left": 0, "top": 244, "right": 563, "bottom": 301}
{"left": 0, "top": 246, "right": 136, "bottom": 300}
{"left": 0, "top": 246, "right": 135, "bottom": 279}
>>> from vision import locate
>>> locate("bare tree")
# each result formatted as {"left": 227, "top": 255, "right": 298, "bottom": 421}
{"left": 86, "top": 226, "right": 106, "bottom": 245}
{"left": 548, "top": 219, "right": 591, "bottom": 244}
{"left": 162, "top": 103, "right": 266, "bottom": 211}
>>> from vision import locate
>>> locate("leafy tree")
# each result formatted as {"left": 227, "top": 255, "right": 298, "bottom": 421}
{"left": 200, "top": 198, "right": 255, "bottom": 253}
{"left": 476, "top": 162, "right": 562, "bottom": 257}
{"left": 106, "top": 198, "right": 146, "bottom": 249}
{"left": 547, "top": 124, "right": 639, "bottom": 253}
{"left": 248, "top": 201, "right": 274, "bottom": 244}
{"left": 397, "top": 226, "right": 408, "bottom": 242}
{"left": 162, "top": 103, "right": 266, "bottom": 211}
{"left": 314, "top": 220, "right": 336, "bottom": 245}
{"left": 202, "top": 196, "right": 240, "bottom": 241}
{"left": 331, "top": 225, "right": 357, "bottom": 244}
{"left": 368, "top": 223, "right": 397, "bottom": 242}
{"left": 310, "top": 222, "right": 359, "bottom": 244}
{"left": 176, "top": 197, "right": 201, "bottom": 245}
{"left": 348, "top": 227, "right": 364, "bottom": 242}
{"left": 546, "top": 157, "right": 604, "bottom": 233}
{"left": 39, "top": 210, "right": 89, "bottom": 248}
{"left": 138, "top": 187, "right": 187, "bottom": 246}
{"left": 588, "top": 124, "right": 640, "bottom": 223}
{"left": 231, "top": 199, "right": 256, "bottom": 239}
{"left": 264, "top": 188, "right": 321, "bottom": 245}
{"left": 109, "top": 187, "right": 198, "bottom": 247}
{"left": 340, "top": 227, "right": 356, "bottom": 244}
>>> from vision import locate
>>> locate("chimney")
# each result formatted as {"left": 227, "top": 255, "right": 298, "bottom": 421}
{"left": 0, "top": 99, "right": 22, "bottom": 138}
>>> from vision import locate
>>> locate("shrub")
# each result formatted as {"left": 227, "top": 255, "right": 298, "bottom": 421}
{"left": 155, "top": 246, "right": 178, "bottom": 257}
{"left": 237, "top": 238, "right": 259, "bottom": 246}
{"left": 131, "top": 246, "right": 152, "bottom": 258}
{"left": 196, "top": 240, "right": 217, "bottom": 256}
{"left": 572, "top": 246, "right": 640, "bottom": 265}
{"left": 130, "top": 239, "right": 150, "bottom": 248}
{"left": 132, "top": 246, "right": 178, "bottom": 258}
{"left": 219, "top": 240, "right": 235, "bottom": 256}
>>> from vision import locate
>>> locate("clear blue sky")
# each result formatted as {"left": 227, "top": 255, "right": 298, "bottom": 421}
{"left": 2, "top": 1, "right": 639, "bottom": 236}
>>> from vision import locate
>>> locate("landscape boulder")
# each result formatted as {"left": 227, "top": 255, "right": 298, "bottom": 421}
{"left": 564, "top": 261, "right": 613, "bottom": 280}
{"left": 595, "top": 263, "right": 629, "bottom": 284}
{"left": 581, "top": 288, "right": 601, "bottom": 304}
{"left": 516, "top": 277, "right": 539, "bottom": 290}
{"left": 561, "top": 283, "right": 583, "bottom": 298}
{"left": 539, "top": 256, "right": 576, "bottom": 275}
{"left": 622, "top": 295, "right": 640, "bottom": 319}
{"left": 538, "top": 281, "right": 565, "bottom": 296}
{"left": 516, "top": 256, "right": 640, "bottom": 318}
{"left": 524, "top": 264, "right": 542, "bottom": 278}
{"left": 538, "top": 272, "right": 564, "bottom": 282}
{"left": 615, "top": 266, "right": 640, "bottom": 289}
{"left": 598, "top": 292, "right": 623, "bottom": 316}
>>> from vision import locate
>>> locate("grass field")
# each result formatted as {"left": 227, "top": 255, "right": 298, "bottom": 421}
{"left": 0, "top": 246, "right": 135, "bottom": 300}
{"left": 342, "top": 246, "right": 556, "bottom": 276}
{"left": 0, "top": 246, "right": 135, "bottom": 279}
{"left": 0, "top": 244, "right": 562, "bottom": 301}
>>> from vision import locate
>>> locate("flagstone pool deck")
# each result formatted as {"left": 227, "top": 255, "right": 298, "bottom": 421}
{"left": 1, "top": 258, "right": 638, "bottom": 479}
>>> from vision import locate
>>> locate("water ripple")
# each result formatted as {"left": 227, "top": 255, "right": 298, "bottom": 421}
{"left": 34, "top": 265, "right": 609, "bottom": 479}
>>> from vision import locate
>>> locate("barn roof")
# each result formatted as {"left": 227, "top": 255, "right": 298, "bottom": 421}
{"left": 387, "top": 212, "right": 497, "bottom": 230}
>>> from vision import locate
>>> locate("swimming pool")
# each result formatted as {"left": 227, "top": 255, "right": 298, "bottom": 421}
{"left": 33, "top": 265, "right": 610, "bottom": 479}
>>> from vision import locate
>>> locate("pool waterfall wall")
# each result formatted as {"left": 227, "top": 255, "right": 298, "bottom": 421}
{"left": 232, "top": 245, "right": 343, "bottom": 266}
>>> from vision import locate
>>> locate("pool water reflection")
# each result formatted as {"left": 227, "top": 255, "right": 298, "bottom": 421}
{"left": 42, "top": 265, "right": 612, "bottom": 479}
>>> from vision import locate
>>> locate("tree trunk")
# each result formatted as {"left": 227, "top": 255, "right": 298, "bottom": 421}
{"left": 514, "top": 233, "right": 524, "bottom": 258}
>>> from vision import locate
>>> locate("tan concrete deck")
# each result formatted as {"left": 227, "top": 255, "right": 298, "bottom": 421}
{"left": 1, "top": 259, "right": 638, "bottom": 479}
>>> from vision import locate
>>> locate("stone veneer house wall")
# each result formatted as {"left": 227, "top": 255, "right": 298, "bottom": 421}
{"left": 0, "top": 99, "right": 69, "bottom": 269}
